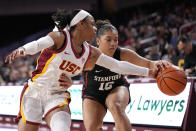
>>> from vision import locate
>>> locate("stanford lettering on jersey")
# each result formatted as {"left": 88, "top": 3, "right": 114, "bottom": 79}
{"left": 94, "top": 74, "right": 122, "bottom": 82}
{"left": 59, "top": 60, "right": 81, "bottom": 74}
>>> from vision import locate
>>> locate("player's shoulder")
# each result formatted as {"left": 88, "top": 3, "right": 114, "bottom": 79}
{"left": 83, "top": 41, "right": 91, "bottom": 48}
{"left": 119, "top": 47, "right": 128, "bottom": 51}
{"left": 90, "top": 45, "right": 101, "bottom": 55}
{"left": 119, "top": 47, "right": 135, "bottom": 54}
{"left": 48, "top": 31, "right": 65, "bottom": 40}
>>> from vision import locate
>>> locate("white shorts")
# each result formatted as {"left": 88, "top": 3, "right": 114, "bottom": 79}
{"left": 16, "top": 83, "right": 71, "bottom": 125}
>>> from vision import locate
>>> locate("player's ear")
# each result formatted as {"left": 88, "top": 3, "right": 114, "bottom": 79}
{"left": 76, "top": 21, "right": 84, "bottom": 30}
{"left": 96, "top": 38, "right": 100, "bottom": 46}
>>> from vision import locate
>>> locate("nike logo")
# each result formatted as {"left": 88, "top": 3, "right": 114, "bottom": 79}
{"left": 95, "top": 70, "right": 102, "bottom": 73}
{"left": 64, "top": 51, "right": 70, "bottom": 55}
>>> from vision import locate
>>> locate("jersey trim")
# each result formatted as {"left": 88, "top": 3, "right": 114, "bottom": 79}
{"left": 70, "top": 36, "right": 86, "bottom": 59}
{"left": 31, "top": 50, "right": 56, "bottom": 82}
{"left": 15, "top": 83, "right": 28, "bottom": 123}
{"left": 55, "top": 30, "right": 68, "bottom": 53}
{"left": 21, "top": 85, "right": 31, "bottom": 123}
{"left": 44, "top": 31, "right": 68, "bottom": 54}
{"left": 44, "top": 91, "right": 71, "bottom": 118}
{"left": 82, "top": 72, "right": 88, "bottom": 97}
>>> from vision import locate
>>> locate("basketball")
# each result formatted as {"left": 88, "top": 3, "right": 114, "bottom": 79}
{"left": 156, "top": 66, "right": 187, "bottom": 96}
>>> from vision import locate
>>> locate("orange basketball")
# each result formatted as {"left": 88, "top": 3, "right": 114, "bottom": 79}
{"left": 156, "top": 66, "right": 187, "bottom": 96}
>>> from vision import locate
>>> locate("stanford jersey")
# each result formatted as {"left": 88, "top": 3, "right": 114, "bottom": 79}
{"left": 82, "top": 47, "right": 130, "bottom": 109}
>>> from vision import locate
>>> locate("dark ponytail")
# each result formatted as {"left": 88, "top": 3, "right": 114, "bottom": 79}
{"left": 52, "top": 9, "right": 80, "bottom": 31}
{"left": 96, "top": 19, "right": 117, "bottom": 38}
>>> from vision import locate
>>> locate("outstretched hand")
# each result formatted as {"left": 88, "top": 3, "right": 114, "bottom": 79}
{"left": 5, "top": 47, "right": 25, "bottom": 63}
{"left": 154, "top": 60, "right": 171, "bottom": 70}
{"left": 149, "top": 60, "right": 173, "bottom": 78}
{"left": 58, "top": 73, "right": 72, "bottom": 90}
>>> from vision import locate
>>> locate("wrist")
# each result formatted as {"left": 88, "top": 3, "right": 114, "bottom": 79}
{"left": 148, "top": 69, "right": 156, "bottom": 78}
{"left": 18, "top": 47, "right": 26, "bottom": 56}
{"left": 146, "top": 68, "right": 150, "bottom": 76}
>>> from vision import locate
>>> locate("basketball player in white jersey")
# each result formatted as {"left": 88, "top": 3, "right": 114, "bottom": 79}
{"left": 5, "top": 9, "right": 170, "bottom": 131}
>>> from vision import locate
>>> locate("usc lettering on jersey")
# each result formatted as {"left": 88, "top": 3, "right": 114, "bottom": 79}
{"left": 59, "top": 60, "right": 81, "bottom": 74}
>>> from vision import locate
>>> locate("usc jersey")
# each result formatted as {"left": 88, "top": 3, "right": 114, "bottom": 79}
{"left": 29, "top": 29, "right": 91, "bottom": 91}
{"left": 16, "top": 29, "right": 92, "bottom": 124}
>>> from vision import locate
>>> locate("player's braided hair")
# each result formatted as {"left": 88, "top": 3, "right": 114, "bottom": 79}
{"left": 51, "top": 9, "right": 80, "bottom": 31}
{"left": 96, "top": 19, "right": 118, "bottom": 38}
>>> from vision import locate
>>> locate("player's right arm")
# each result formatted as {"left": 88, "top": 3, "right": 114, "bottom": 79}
{"left": 58, "top": 73, "right": 72, "bottom": 90}
{"left": 5, "top": 31, "right": 65, "bottom": 63}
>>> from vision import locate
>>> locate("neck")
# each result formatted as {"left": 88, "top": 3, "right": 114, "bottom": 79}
{"left": 71, "top": 30, "right": 84, "bottom": 47}
{"left": 70, "top": 30, "right": 84, "bottom": 55}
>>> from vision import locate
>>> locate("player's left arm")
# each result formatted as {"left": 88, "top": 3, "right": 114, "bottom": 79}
{"left": 85, "top": 46, "right": 150, "bottom": 77}
{"left": 120, "top": 48, "right": 172, "bottom": 73}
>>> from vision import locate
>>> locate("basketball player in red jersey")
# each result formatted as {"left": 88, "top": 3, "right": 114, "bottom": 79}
{"left": 82, "top": 20, "right": 173, "bottom": 131}
{"left": 5, "top": 9, "right": 170, "bottom": 131}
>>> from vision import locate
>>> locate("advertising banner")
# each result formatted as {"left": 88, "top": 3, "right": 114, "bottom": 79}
{"left": 103, "top": 82, "right": 191, "bottom": 127}
{"left": 0, "top": 82, "right": 191, "bottom": 127}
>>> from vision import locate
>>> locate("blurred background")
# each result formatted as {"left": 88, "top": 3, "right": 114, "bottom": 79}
{"left": 0, "top": 0, "right": 196, "bottom": 131}
{"left": 0, "top": 0, "right": 196, "bottom": 83}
